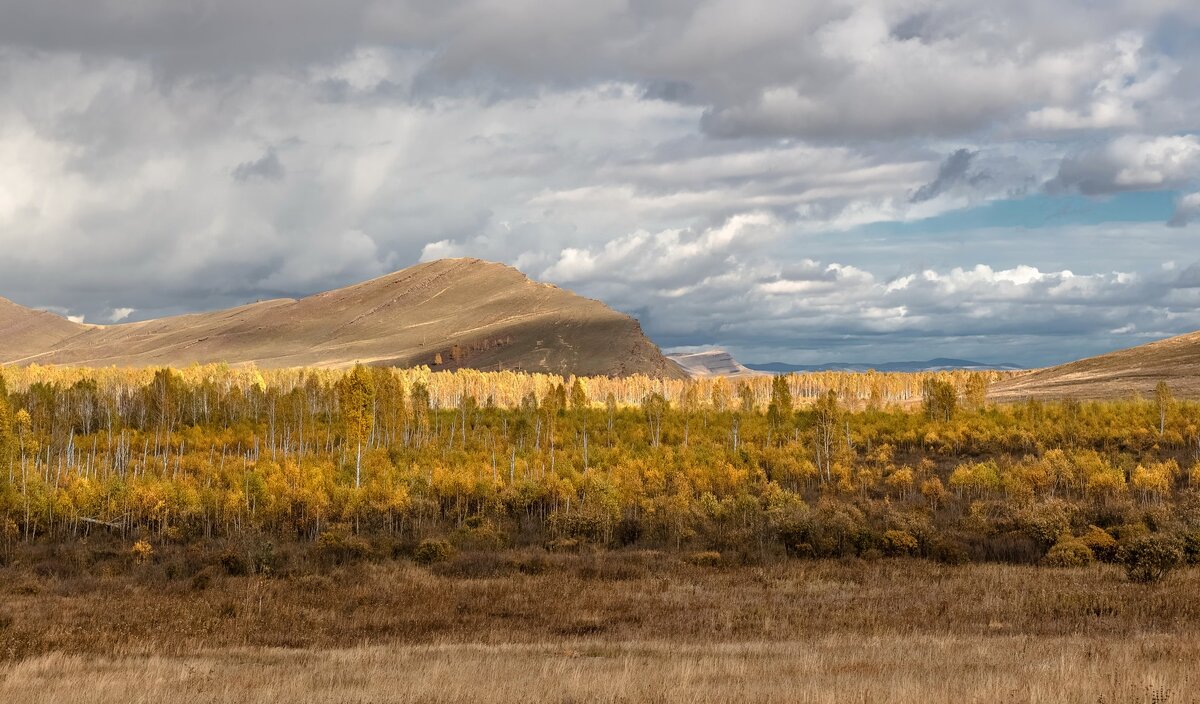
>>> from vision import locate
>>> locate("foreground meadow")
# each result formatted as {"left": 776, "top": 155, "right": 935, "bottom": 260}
{"left": 1, "top": 552, "right": 1199, "bottom": 703}
{"left": 5, "top": 635, "right": 1197, "bottom": 704}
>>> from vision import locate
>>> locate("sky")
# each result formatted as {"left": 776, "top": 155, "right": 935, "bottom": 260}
{"left": 1, "top": 1, "right": 1199, "bottom": 367}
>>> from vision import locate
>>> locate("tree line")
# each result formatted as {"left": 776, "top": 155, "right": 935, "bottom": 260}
{"left": 0, "top": 365, "right": 1197, "bottom": 579}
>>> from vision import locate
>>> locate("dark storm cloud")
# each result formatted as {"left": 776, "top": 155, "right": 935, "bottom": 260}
{"left": 642, "top": 80, "right": 697, "bottom": 104}
{"left": 233, "top": 149, "right": 285, "bottom": 182}
{"left": 910, "top": 149, "right": 980, "bottom": 202}
{"left": 0, "top": 0, "right": 371, "bottom": 74}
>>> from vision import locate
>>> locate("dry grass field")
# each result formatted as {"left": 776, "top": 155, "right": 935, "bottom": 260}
{"left": 4, "top": 636, "right": 1197, "bottom": 704}
{"left": 1, "top": 551, "right": 1199, "bottom": 702}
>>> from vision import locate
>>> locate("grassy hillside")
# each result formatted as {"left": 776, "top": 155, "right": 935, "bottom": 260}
{"left": 992, "top": 331, "right": 1200, "bottom": 401}
{"left": 0, "top": 259, "right": 685, "bottom": 378}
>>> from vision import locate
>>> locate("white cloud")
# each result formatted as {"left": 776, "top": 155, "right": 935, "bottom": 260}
{"left": 0, "top": 1, "right": 1197, "bottom": 365}
{"left": 1048, "top": 134, "right": 1200, "bottom": 194}
{"left": 1169, "top": 192, "right": 1200, "bottom": 227}
{"left": 1025, "top": 33, "right": 1177, "bottom": 131}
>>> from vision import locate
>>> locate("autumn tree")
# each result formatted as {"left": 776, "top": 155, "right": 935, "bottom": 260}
{"left": 767, "top": 374, "right": 793, "bottom": 445}
{"left": 737, "top": 382, "right": 756, "bottom": 414}
{"left": 643, "top": 392, "right": 668, "bottom": 448}
{"left": 710, "top": 377, "right": 730, "bottom": 413}
{"left": 570, "top": 378, "right": 588, "bottom": 411}
{"left": 337, "top": 365, "right": 376, "bottom": 488}
{"left": 964, "top": 374, "right": 988, "bottom": 410}
{"left": 1155, "top": 381, "right": 1173, "bottom": 436}
{"left": 922, "top": 379, "right": 957, "bottom": 422}
{"left": 0, "top": 373, "right": 13, "bottom": 468}
{"left": 811, "top": 391, "right": 840, "bottom": 483}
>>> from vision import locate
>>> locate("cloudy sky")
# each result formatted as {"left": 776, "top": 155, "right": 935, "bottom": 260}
{"left": 1, "top": 1, "right": 1199, "bottom": 366}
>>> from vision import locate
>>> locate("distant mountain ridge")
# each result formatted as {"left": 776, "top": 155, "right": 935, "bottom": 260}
{"left": 0, "top": 258, "right": 686, "bottom": 378}
{"left": 747, "top": 358, "right": 1024, "bottom": 373}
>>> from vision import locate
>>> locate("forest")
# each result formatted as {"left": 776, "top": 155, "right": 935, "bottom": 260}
{"left": 0, "top": 363, "right": 1197, "bottom": 582}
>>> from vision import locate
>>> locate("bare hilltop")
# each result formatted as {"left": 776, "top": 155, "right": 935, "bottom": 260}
{"left": 0, "top": 258, "right": 685, "bottom": 378}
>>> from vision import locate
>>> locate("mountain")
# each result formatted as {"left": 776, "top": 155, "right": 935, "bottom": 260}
{"left": 667, "top": 350, "right": 762, "bottom": 378}
{"left": 0, "top": 258, "right": 686, "bottom": 378}
{"left": 747, "top": 358, "right": 1024, "bottom": 373}
{"left": 989, "top": 332, "right": 1200, "bottom": 401}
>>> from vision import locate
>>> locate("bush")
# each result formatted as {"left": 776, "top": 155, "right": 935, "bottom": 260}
{"left": 929, "top": 537, "right": 969, "bottom": 565}
{"left": 1118, "top": 535, "right": 1184, "bottom": 583}
{"left": 190, "top": 565, "right": 221, "bottom": 591}
{"left": 687, "top": 551, "right": 723, "bottom": 567}
{"left": 974, "top": 532, "right": 1043, "bottom": 564}
{"left": 316, "top": 526, "right": 372, "bottom": 565}
{"left": 1181, "top": 531, "right": 1200, "bottom": 566}
{"left": 548, "top": 510, "right": 609, "bottom": 544}
{"left": 1043, "top": 537, "right": 1094, "bottom": 568}
{"left": 451, "top": 521, "right": 507, "bottom": 551}
{"left": 614, "top": 517, "right": 643, "bottom": 546}
{"left": 220, "top": 550, "right": 249, "bottom": 576}
{"left": 881, "top": 530, "right": 919, "bottom": 557}
{"left": 413, "top": 539, "right": 455, "bottom": 565}
{"left": 1079, "top": 525, "right": 1119, "bottom": 562}
{"left": 131, "top": 539, "right": 153, "bottom": 565}
{"left": 1019, "top": 500, "right": 1074, "bottom": 549}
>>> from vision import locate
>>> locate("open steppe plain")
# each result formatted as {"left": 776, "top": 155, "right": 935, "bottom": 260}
{"left": 1, "top": 550, "right": 1197, "bottom": 703}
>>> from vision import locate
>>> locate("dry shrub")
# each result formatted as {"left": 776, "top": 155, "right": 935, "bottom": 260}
{"left": 1043, "top": 537, "right": 1094, "bottom": 568}
{"left": 130, "top": 540, "right": 153, "bottom": 565}
{"left": 882, "top": 530, "right": 919, "bottom": 557}
{"left": 451, "top": 521, "right": 508, "bottom": 552}
{"left": 190, "top": 565, "right": 222, "bottom": 591}
{"left": 1118, "top": 536, "right": 1184, "bottom": 584}
{"left": 928, "top": 537, "right": 969, "bottom": 565}
{"left": 687, "top": 551, "right": 723, "bottom": 567}
{"left": 974, "top": 531, "right": 1043, "bottom": 564}
{"left": 413, "top": 539, "right": 455, "bottom": 565}
{"left": 548, "top": 511, "right": 609, "bottom": 544}
{"left": 1182, "top": 532, "right": 1200, "bottom": 566}
{"left": 316, "top": 526, "right": 372, "bottom": 565}
{"left": 1079, "top": 525, "right": 1119, "bottom": 562}
{"left": 1019, "top": 500, "right": 1074, "bottom": 549}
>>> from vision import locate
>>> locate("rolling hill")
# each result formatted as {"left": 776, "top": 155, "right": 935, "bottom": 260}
{"left": 989, "top": 332, "right": 1200, "bottom": 401}
{"left": 0, "top": 258, "right": 686, "bottom": 378}
{"left": 0, "top": 297, "right": 86, "bottom": 364}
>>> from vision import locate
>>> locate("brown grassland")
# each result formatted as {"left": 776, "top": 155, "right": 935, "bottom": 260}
{"left": 1, "top": 548, "right": 1199, "bottom": 703}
